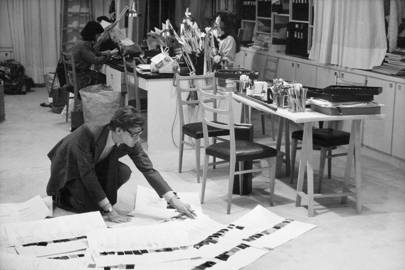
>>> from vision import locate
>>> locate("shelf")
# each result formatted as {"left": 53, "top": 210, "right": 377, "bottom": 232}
{"left": 67, "top": 11, "right": 90, "bottom": 14}
{"left": 238, "top": 0, "right": 312, "bottom": 55}
{"left": 256, "top": 31, "right": 271, "bottom": 35}
{"left": 289, "top": 19, "right": 309, "bottom": 23}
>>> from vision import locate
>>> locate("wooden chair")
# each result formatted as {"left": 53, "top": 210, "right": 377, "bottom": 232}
{"left": 290, "top": 127, "right": 350, "bottom": 193}
{"left": 61, "top": 52, "right": 79, "bottom": 123}
{"left": 175, "top": 73, "right": 229, "bottom": 183}
{"left": 199, "top": 89, "right": 278, "bottom": 214}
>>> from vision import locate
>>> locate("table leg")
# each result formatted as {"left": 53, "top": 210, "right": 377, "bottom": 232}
{"left": 304, "top": 123, "right": 315, "bottom": 216}
{"left": 284, "top": 120, "right": 290, "bottom": 176}
{"left": 296, "top": 123, "right": 314, "bottom": 215}
{"left": 240, "top": 103, "right": 251, "bottom": 123}
{"left": 342, "top": 121, "right": 356, "bottom": 204}
{"left": 352, "top": 120, "right": 363, "bottom": 213}
{"left": 276, "top": 118, "right": 284, "bottom": 176}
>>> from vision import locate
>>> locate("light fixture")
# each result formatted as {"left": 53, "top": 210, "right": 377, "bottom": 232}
{"left": 128, "top": 1, "right": 137, "bottom": 18}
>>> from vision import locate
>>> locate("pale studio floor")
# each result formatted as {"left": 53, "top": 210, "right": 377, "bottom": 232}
{"left": 1, "top": 87, "right": 405, "bottom": 269}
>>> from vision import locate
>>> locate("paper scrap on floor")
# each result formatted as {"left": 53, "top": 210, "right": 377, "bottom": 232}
{"left": 0, "top": 195, "right": 52, "bottom": 224}
{"left": 0, "top": 211, "right": 106, "bottom": 257}
{"left": 112, "top": 185, "right": 203, "bottom": 227}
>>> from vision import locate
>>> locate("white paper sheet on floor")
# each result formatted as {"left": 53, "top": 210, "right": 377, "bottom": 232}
{"left": 232, "top": 205, "right": 317, "bottom": 249}
{"left": 0, "top": 211, "right": 106, "bottom": 257}
{"left": 88, "top": 214, "right": 223, "bottom": 266}
{"left": 88, "top": 205, "right": 316, "bottom": 268}
{"left": 111, "top": 185, "right": 203, "bottom": 227}
{"left": 0, "top": 252, "right": 89, "bottom": 270}
{"left": 0, "top": 195, "right": 51, "bottom": 224}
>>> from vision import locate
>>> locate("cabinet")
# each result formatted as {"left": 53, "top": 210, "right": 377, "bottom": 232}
{"left": 336, "top": 71, "right": 367, "bottom": 86}
{"left": 106, "top": 66, "right": 127, "bottom": 104}
{"left": 392, "top": 83, "right": 405, "bottom": 160}
{"left": 237, "top": 49, "right": 278, "bottom": 80}
{"left": 316, "top": 67, "right": 337, "bottom": 88}
{"left": 316, "top": 68, "right": 368, "bottom": 89}
{"left": 362, "top": 77, "right": 395, "bottom": 154}
{"left": 234, "top": 51, "right": 245, "bottom": 68}
{"left": 0, "top": 48, "right": 13, "bottom": 61}
{"left": 277, "top": 58, "right": 317, "bottom": 87}
{"left": 262, "top": 55, "right": 279, "bottom": 80}
{"left": 245, "top": 51, "right": 268, "bottom": 79}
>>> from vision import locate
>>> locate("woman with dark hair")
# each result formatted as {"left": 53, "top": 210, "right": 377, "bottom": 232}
{"left": 211, "top": 12, "right": 240, "bottom": 69}
{"left": 72, "top": 21, "right": 117, "bottom": 89}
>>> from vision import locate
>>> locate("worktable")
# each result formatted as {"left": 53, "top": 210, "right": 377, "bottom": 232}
{"left": 233, "top": 93, "right": 384, "bottom": 216}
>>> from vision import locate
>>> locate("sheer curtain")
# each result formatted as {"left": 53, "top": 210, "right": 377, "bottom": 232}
{"left": 309, "top": 0, "right": 387, "bottom": 69}
{"left": 6, "top": 0, "right": 61, "bottom": 83}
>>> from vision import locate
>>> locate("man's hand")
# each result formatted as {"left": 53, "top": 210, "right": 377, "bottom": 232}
{"left": 169, "top": 197, "right": 196, "bottom": 219}
{"left": 106, "top": 208, "right": 131, "bottom": 223}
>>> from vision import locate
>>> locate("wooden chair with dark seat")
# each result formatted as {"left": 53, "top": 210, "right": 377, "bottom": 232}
{"left": 199, "top": 88, "right": 278, "bottom": 214}
{"left": 290, "top": 127, "right": 350, "bottom": 193}
{"left": 61, "top": 52, "right": 80, "bottom": 125}
{"left": 175, "top": 73, "right": 229, "bottom": 183}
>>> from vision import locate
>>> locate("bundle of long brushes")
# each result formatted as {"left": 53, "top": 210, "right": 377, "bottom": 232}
{"left": 287, "top": 83, "right": 307, "bottom": 112}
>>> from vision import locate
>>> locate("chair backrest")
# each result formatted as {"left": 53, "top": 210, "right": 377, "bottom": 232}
{"left": 198, "top": 88, "right": 237, "bottom": 157}
{"left": 61, "top": 52, "right": 79, "bottom": 107}
{"left": 174, "top": 73, "right": 217, "bottom": 128}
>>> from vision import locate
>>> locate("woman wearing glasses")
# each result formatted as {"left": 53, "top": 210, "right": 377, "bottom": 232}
{"left": 46, "top": 106, "right": 195, "bottom": 222}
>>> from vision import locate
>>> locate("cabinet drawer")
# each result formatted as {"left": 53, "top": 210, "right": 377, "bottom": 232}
{"left": 337, "top": 72, "right": 366, "bottom": 86}
{"left": 266, "top": 58, "right": 278, "bottom": 72}
{"left": 106, "top": 66, "right": 123, "bottom": 92}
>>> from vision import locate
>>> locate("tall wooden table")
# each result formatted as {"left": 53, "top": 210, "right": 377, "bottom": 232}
{"left": 233, "top": 93, "right": 384, "bottom": 216}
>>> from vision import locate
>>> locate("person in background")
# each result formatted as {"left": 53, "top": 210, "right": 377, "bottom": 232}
{"left": 46, "top": 106, "right": 196, "bottom": 222}
{"left": 72, "top": 21, "right": 117, "bottom": 89}
{"left": 211, "top": 12, "right": 240, "bottom": 70}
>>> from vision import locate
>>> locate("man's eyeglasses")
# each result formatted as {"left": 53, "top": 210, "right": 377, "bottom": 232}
{"left": 126, "top": 129, "right": 143, "bottom": 138}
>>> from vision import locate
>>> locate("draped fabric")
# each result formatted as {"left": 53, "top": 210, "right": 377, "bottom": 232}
{"left": 309, "top": 0, "right": 387, "bottom": 69}
{"left": 4, "top": 0, "right": 61, "bottom": 83}
{"left": 387, "top": 0, "right": 405, "bottom": 52}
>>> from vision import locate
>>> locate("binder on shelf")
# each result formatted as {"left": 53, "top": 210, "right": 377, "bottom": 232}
{"left": 285, "top": 22, "right": 308, "bottom": 57}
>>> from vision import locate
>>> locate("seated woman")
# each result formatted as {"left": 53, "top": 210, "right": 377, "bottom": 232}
{"left": 72, "top": 21, "right": 116, "bottom": 89}
{"left": 211, "top": 12, "right": 240, "bottom": 70}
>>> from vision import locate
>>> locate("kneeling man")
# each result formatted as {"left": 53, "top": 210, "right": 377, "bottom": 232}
{"left": 46, "top": 106, "right": 195, "bottom": 222}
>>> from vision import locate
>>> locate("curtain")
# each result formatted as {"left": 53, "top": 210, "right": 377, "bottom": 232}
{"left": 5, "top": 0, "right": 61, "bottom": 83}
{"left": 387, "top": 0, "right": 405, "bottom": 51}
{"left": 309, "top": 0, "right": 387, "bottom": 69}
{"left": 92, "top": 0, "right": 112, "bottom": 20}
